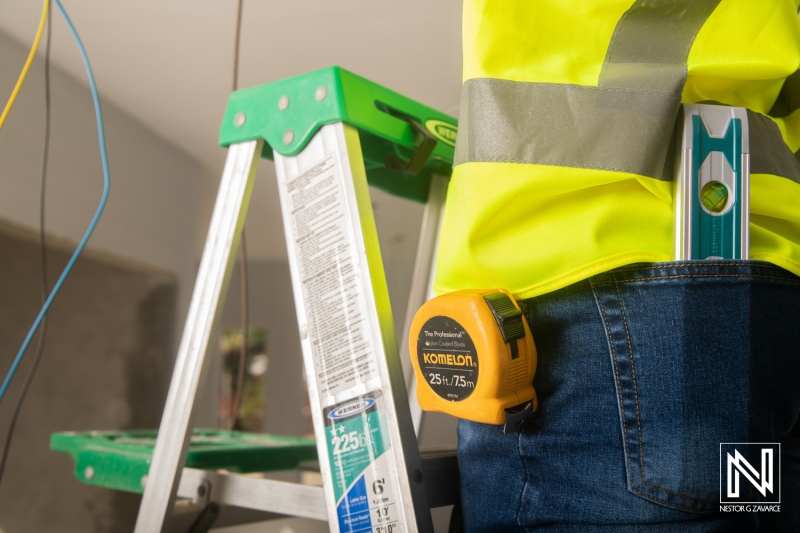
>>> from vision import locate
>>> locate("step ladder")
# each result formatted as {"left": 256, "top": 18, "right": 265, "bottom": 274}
{"left": 64, "top": 67, "right": 458, "bottom": 532}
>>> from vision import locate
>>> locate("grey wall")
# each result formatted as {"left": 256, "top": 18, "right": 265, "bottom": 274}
{"left": 0, "top": 25, "right": 212, "bottom": 532}
{"left": 0, "top": 221, "right": 175, "bottom": 532}
{"left": 0, "top": 28, "right": 210, "bottom": 357}
{"left": 219, "top": 261, "right": 305, "bottom": 438}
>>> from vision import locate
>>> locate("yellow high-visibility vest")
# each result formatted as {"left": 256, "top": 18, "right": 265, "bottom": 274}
{"left": 434, "top": 0, "right": 800, "bottom": 299}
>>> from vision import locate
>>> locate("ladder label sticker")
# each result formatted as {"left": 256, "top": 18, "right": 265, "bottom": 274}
{"left": 325, "top": 391, "right": 403, "bottom": 533}
{"left": 418, "top": 315, "right": 479, "bottom": 401}
{"left": 284, "top": 153, "right": 380, "bottom": 399}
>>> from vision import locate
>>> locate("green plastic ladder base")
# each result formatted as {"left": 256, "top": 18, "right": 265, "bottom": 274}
{"left": 51, "top": 429, "right": 317, "bottom": 494}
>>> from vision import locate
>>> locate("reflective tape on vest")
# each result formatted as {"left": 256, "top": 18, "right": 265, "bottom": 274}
{"left": 454, "top": 78, "right": 800, "bottom": 185}
{"left": 453, "top": 79, "right": 679, "bottom": 180}
{"left": 599, "top": 0, "right": 722, "bottom": 93}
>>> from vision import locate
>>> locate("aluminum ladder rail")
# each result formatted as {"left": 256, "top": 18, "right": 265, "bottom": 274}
{"left": 134, "top": 67, "right": 457, "bottom": 532}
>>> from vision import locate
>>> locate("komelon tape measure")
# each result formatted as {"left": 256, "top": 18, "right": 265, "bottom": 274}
{"left": 408, "top": 289, "right": 537, "bottom": 433}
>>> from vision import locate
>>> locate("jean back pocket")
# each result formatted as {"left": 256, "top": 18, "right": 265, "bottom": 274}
{"left": 591, "top": 261, "right": 800, "bottom": 513}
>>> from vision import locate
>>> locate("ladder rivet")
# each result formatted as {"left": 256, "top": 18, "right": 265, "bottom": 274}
{"left": 140, "top": 475, "right": 148, "bottom": 488}
{"left": 283, "top": 130, "right": 294, "bottom": 145}
{"left": 299, "top": 324, "right": 308, "bottom": 340}
{"left": 233, "top": 112, "right": 246, "bottom": 127}
{"left": 315, "top": 86, "right": 327, "bottom": 101}
{"left": 278, "top": 95, "right": 290, "bottom": 110}
{"left": 412, "top": 469, "right": 423, "bottom": 483}
{"left": 84, "top": 466, "right": 95, "bottom": 480}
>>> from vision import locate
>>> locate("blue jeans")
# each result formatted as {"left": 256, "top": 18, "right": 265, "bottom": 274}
{"left": 457, "top": 261, "right": 800, "bottom": 532}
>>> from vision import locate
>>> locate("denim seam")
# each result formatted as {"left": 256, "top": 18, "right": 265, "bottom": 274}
{"left": 592, "top": 278, "right": 716, "bottom": 514}
{"left": 607, "top": 262, "right": 787, "bottom": 275}
{"left": 614, "top": 281, "right": 648, "bottom": 498}
{"left": 614, "top": 280, "right": 648, "bottom": 496}
{"left": 592, "top": 273, "right": 800, "bottom": 285}
{"left": 614, "top": 280, "right": 718, "bottom": 505}
{"left": 516, "top": 429, "right": 528, "bottom": 528}
{"left": 778, "top": 408, "right": 800, "bottom": 439}
{"left": 591, "top": 282, "right": 637, "bottom": 494}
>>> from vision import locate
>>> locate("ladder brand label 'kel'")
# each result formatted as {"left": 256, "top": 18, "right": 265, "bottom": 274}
{"left": 424, "top": 119, "right": 457, "bottom": 147}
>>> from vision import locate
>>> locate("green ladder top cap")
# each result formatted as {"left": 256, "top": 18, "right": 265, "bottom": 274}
{"left": 51, "top": 429, "right": 317, "bottom": 494}
{"left": 219, "top": 66, "right": 458, "bottom": 203}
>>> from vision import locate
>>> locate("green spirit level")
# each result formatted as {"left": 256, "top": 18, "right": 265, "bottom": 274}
{"left": 674, "top": 104, "right": 750, "bottom": 259}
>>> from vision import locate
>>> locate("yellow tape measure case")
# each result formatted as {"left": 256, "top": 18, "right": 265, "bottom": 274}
{"left": 409, "top": 289, "right": 537, "bottom": 427}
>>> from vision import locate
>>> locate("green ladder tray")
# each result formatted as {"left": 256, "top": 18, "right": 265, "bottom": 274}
{"left": 51, "top": 429, "right": 317, "bottom": 494}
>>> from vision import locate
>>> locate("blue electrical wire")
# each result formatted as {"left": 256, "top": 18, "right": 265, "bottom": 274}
{"left": 0, "top": 0, "right": 110, "bottom": 404}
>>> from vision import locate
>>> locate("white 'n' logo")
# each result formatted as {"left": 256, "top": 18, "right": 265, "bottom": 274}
{"left": 727, "top": 449, "right": 774, "bottom": 498}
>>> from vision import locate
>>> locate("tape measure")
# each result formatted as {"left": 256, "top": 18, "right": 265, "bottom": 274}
{"left": 408, "top": 289, "right": 537, "bottom": 433}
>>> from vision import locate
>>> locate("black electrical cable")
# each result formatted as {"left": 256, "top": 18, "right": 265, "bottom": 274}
{"left": 0, "top": 0, "right": 52, "bottom": 487}
{"left": 232, "top": 0, "right": 243, "bottom": 93}
{"left": 229, "top": 0, "right": 249, "bottom": 431}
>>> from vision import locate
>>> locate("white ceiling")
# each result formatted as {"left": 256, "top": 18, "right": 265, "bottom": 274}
{"left": 0, "top": 0, "right": 463, "bottom": 260}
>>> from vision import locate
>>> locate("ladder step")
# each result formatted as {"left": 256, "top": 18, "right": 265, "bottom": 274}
{"left": 51, "top": 429, "right": 317, "bottom": 494}
{"left": 171, "top": 447, "right": 459, "bottom": 522}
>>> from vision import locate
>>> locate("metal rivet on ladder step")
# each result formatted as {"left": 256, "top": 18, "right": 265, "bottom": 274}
{"left": 278, "top": 95, "right": 290, "bottom": 110}
{"left": 140, "top": 475, "right": 148, "bottom": 488}
{"left": 315, "top": 86, "right": 327, "bottom": 101}
{"left": 233, "top": 112, "right": 246, "bottom": 127}
{"left": 84, "top": 466, "right": 95, "bottom": 480}
{"left": 412, "top": 469, "right": 423, "bottom": 483}
{"left": 283, "top": 130, "right": 294, "bottom": 145}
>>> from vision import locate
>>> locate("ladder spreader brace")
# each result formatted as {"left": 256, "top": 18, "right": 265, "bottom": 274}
{"left": 133, "top": 66, "right": 459, "bottom": 532}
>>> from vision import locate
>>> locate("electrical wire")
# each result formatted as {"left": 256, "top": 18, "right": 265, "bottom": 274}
{"left": 0, "top": 0, "right": 111, "bottom": 405}
{"left": 232, "top": 0, "right": 243, "bottom": 93}
{"left": 0, "top": 2, "right": 52, "bottom": 487}
{"left": 229, "top": 0, "right": 248, "bottom": 431}
{"left": 0, "top": 0, "right": 49, "bottom": 131}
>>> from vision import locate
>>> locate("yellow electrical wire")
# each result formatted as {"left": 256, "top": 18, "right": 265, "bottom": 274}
{"left": 0, "top": 0, "right": 49, "bottom": 131}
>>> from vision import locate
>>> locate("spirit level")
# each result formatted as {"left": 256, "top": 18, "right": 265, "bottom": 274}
{"left": 675, "top": 104, "right": 750, "bottom": 260}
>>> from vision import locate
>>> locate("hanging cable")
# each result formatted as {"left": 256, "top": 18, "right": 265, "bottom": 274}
{"left": 0, "top": 1, "right": 52, "bottom": 488}
{"left": 0, "top": 0, "right": 111, "bottom": 405}
{"left": 232, "top": 0, "right": 243, "bottom": 92}
{"left": 228, "top": 0, "right": 249, "bottom": 431}
{"left": 0, "top": 0, "right": 49, "bottom": 131}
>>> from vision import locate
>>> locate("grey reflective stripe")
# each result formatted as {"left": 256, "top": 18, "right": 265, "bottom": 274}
{"left": 453, "top": 78, "right": 679, "bottom": 180}
{"left": 748, "top": 109, "right": 800, "bottom": 184}
{"left": 599, "top": 0, "right": 722, "bottom": 92}
{"left": 455, "top": 81, "right": 800, "bottom": 184}
{"left": 768, "top": 70, "right": 800, "bottom": 118}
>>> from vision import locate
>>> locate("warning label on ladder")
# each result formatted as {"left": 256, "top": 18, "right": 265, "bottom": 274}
{"left": 324, "top": 391, "right": 404, "bottom": 533}
{"left": 283, "top": 153, "right": 381, "bottom": 401}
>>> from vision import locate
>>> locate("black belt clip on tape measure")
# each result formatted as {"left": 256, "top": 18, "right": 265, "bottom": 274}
{"left": 409, "top": 289, "right": 538, "bottom": 433}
